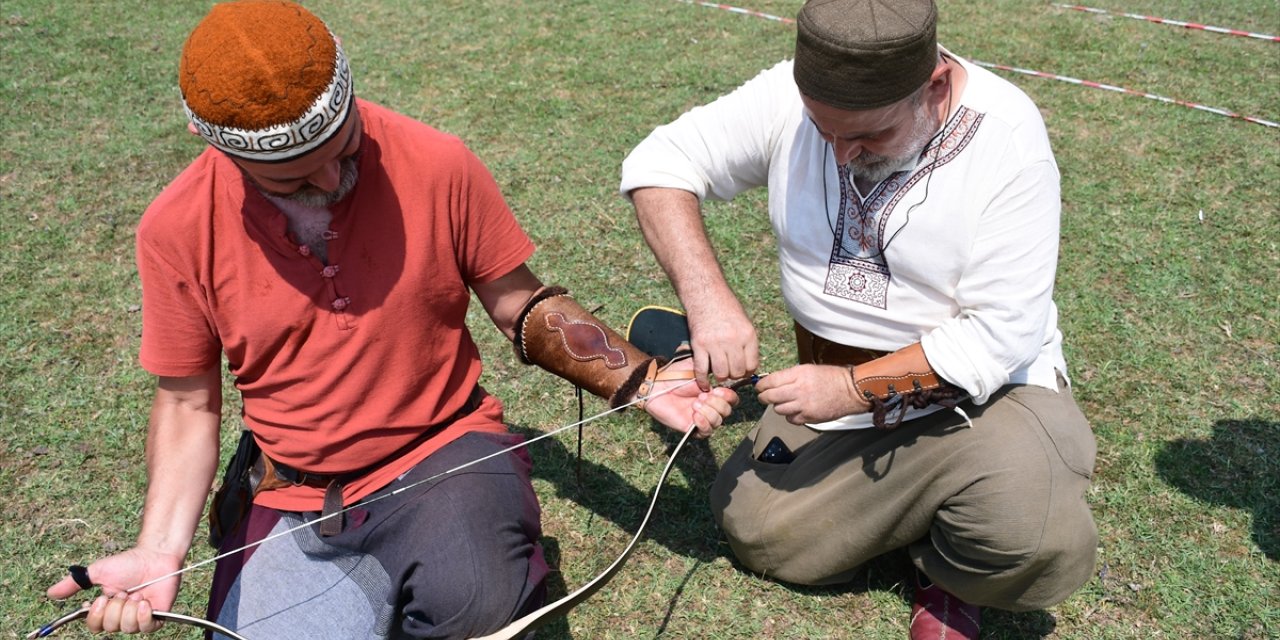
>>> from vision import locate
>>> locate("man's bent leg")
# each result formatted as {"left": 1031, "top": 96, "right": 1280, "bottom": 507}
{"left": 712, "top": 405, "right": 965, "bottom": 585}
{"left": 909, "top": 380, "right": 1096, "bottom": 611}
{"left": 386, "top": 432, "right": 547, "bottom": 638}
{"left": 208, "top": 506, "right": 395, "bottom": 639}
{"left": 711, "top": 382, "right": 1096, "bottom": 610}
{"left": 208, "top": 432, "right": 547, "bottom": 639}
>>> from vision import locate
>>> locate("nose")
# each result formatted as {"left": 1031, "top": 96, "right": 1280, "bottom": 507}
{"left": 832, "top": 139, "right": 863, "bottom": 165}
{"left": 307, "top": 160, "right": 342, "bottom": 192}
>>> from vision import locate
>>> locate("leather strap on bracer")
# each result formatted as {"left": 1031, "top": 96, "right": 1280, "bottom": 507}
{"left": 515, "top": 287, "right": 659, "bottom": 408}
{"left": 850, "top": 343, "right": 965, "bottom": 430}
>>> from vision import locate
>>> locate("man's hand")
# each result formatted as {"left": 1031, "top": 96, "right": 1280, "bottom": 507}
{"left": 755, "top": 364, "right": 870, "bottom": 425}
{"left": 629, "top": 187, "right": 759, "bottom": 391}
{"left": 641, "top": 358, "right": 740, "bottom": 438}
{"left": 686, "top": 303, "right": 759, "bottom": 391}
{"left": 46, "top": 547, "right": 184, "bottom": 634}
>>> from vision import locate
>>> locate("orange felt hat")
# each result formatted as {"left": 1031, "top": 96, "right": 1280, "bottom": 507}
{"left": 179, "top": 1, "right": 354, "bottom": 162}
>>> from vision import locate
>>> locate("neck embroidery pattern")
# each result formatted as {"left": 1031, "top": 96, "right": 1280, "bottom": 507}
{"left": 822, "top": 107, "right": 983, "bottom": 309}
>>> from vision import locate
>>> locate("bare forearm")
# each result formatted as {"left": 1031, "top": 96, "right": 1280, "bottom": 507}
{"left": 631, "top": 187, "right": 759, "bottom": 384}
{"left": 630, "top": 187, "right": 737, "bottom": 313}
{"left": 135, "top": 369, "right": 222, "bottom": 560}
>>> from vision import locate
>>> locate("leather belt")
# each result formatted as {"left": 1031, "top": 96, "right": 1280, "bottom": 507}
{"left": 253, "top": 385, "right": 485, "bottom": 535}
{"left": 794, "top": 322, "right": 887, "bottom": 366}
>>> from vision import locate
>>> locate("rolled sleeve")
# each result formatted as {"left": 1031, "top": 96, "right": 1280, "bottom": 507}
{"left": 621, "top": 61, "right": 796, "bottom": 203}
{"left": 923, "top": 159, "right": 1062, "bottom": 403}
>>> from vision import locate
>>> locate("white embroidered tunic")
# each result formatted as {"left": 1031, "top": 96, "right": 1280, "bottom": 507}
{"left": 621, "top": 55, "right": 1068, "bottom": 430}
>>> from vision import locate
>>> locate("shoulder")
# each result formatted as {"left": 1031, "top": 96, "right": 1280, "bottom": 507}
{"left": 356, "top": 99, "right": 468, "bottom": 155}
{"left": 758, "top": 59, "right": 796, "bottom": 85}
{"left": 354, "top": 99, "right": 490, "bottom": 183}
{"left": 137, "top": 149, "right": 228, "bottom": 241}
{"left": 957, "top": 57, "right": 1048, "bottom": 132}
{"left": 953, "top": 55, "right": 1055, "bottom": 162}
{"left": 733, "top": 59, "right": 802, "bottom": 106}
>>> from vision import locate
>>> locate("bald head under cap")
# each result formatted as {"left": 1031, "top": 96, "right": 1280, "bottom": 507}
{"left": 793, "top": 0, "right": 938, "bottom": 110}
{"left": 179, "top": 0, "right": 354, "bottom": 162}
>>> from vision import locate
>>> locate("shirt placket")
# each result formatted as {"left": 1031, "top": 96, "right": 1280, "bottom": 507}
{"left": 295, "top": 229, "right": 354, "bottom": 330}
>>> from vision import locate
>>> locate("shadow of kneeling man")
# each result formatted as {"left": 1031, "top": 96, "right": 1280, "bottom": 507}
{"left": 1155, "top": 417, "right": 1279, "bottom": 560}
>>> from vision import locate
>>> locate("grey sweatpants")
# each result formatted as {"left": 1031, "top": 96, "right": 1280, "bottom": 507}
{"left": 711, "top": 378, "right": 1097, "bottom": 611}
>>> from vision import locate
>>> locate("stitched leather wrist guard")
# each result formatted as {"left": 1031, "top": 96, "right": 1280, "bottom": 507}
{"left": 850, "top": 343, "right": 965, "bottom": 430}
{"left": 515, "top": 287, "right": 658, "bottom": 408}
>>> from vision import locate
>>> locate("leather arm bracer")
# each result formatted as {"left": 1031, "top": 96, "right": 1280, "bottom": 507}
{"left": 850, "top": 343, "right": 965, "bottom": 429}
{"left": 515, "top": 287, "right": 658, "bottom": 408}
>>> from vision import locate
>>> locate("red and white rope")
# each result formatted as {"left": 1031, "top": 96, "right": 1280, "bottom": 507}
{"left": 1052, "top": 4, "right": 1280, "bottom": 43}
{"left": 676, "top": 0, "right": 1279, "bottom": 130}
{"left": 676, "top": 0, "right": 793, "bottom": 25}
{"left": 972, "top": 61, "right": 1279, "bottom": 129}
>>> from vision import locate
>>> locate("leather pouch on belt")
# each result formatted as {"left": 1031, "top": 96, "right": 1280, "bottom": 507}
{"left": 515, "top": 286, "right": 669, "bottom": 408}
{"left": 208, "top": 429, "right": 262, "bottom": 548}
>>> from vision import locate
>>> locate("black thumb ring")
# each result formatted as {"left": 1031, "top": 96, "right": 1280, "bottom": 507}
{"left": 68, "top": 565, "right": 93, "bottom": 590}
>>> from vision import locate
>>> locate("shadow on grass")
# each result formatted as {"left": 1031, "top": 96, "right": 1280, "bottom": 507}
{"left": 511, "top": 387, "right": 769, "bottom": 562}
{"left": 720, "top": 550, "right": 1058, "bottom": 640}
{"left": 1154, "top": 417, "right": 1279, "bottom": 560}
{"left": 533, "top": 535, "right": 572, "bottom": 640}
{"left": 507, "top": 391, "right": 767, "bottom": 639}
{"left": 508, "top": 421, "right": 720, "bottom": 640}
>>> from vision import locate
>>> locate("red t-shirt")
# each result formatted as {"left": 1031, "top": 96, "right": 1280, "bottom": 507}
{"left": 136, "top": 100, "right": 535, "bottom": 511}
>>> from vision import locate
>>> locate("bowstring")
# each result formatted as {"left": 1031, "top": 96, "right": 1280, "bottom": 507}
{"left": 33, "top": 378, "right": 700, "bottom": 638}
{"left": 125, "top": 378, "right": 699, "bottom": 595}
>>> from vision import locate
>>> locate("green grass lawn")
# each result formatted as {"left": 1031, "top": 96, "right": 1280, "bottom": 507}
{"left": 2, "top": 1, "right": 1276, "bottom": 638}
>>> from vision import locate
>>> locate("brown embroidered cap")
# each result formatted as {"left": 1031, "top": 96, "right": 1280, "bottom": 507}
{"left": 793, "top": 0, "right": 938, "bottom": 110}
{"left": 179, "top": 0, "right": 354, "bottom": 162}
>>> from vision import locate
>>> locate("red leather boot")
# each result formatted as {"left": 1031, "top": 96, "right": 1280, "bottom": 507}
{"left": 910, "top": 570, "right": 981, "bottom": 639}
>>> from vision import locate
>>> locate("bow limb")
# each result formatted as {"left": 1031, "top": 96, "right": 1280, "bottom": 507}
{"left": 470, "top": 427, "right": 695, "bottom": 640}
{"left": 28, "top": 606, "right": 251, "bottom": 640}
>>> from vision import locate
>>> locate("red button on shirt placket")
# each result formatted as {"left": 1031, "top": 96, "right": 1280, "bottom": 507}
{"left": 317, "top": 229, "right": 351, "bottom": 326}
{"left": 325, "top": 266, "right": 349, "bottom": 310}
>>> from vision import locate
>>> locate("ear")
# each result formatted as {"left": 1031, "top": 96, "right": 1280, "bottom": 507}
{"left": 928, "top": 59, "right": 950, "bottom": 89}
{"left": 187, "top": 122, "right": 200, "bottom": 136}
{"left": 924, "top": 59, "right": 953, "bottom": 104}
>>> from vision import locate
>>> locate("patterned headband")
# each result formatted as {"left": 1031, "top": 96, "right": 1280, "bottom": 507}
{"left": 182, "top": 39, "right": 354, "bottom": 163}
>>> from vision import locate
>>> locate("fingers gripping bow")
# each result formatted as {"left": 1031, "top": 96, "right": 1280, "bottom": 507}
{"left": 29, "top": 606, "right": 249, "bottom": 640}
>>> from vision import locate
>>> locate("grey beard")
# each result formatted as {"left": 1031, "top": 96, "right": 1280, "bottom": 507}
{"left": 278, "top": 156, "right": 360, "bottom": 208}
{"left": 849, "top": 153, "right": 919, "bottom": 185}
{"left": 848, "top": 102, "right": 942, "bottom": 186}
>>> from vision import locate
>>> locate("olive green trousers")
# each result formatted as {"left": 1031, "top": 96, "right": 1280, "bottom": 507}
{"left": 711, "top": 379, "right": 1097, "bottom": 611}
